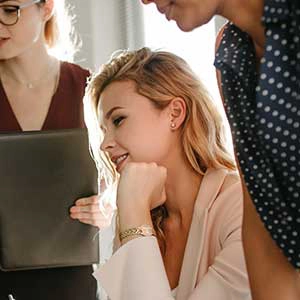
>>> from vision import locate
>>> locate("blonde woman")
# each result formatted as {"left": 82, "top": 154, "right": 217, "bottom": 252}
{"left": 0, "top": 0, "right": 100, "bottom": 299}
{"left": 85, "top": 48, "right": 251, "bottom": 300}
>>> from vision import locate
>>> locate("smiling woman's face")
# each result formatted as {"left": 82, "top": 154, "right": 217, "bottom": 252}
{"left": 99, "top": 80, "right": 175, "bottom": 173}
{"left": 141, "top": 0, "right": 220, "bottom": 32}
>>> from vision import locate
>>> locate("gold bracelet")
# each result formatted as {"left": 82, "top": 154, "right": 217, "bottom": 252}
{"left": 119, "top": 224, "right": 156, "bottom": 242}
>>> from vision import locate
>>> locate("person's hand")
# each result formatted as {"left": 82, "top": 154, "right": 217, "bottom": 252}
{"left": 70, "top": 195, "right": 114, "bottom": 229}
{"left": 117, "top": 162, "right": 167, "bottom": 213}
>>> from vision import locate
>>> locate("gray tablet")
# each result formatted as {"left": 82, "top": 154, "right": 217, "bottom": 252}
{"left": 0, "top": 128, "right": 99, "bottom": 271}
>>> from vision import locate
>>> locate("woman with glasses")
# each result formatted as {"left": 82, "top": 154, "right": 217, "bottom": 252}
{"left": 0, "top": 1, "right": 100, "bottom": 299}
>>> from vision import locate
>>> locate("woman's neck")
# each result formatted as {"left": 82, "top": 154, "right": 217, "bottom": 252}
{"left": 164, "top": 157, "right": 203, "bottom": 228}
{"left": 0, "top": 41, "right": 55, "bottom": 85}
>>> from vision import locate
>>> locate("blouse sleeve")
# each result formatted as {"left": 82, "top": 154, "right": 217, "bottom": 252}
{"left": 94, "top": 228, "right": 249, "bottom": 300}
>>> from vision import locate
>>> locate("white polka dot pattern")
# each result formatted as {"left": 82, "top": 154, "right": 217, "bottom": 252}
{"left": 214, "top": 0, "right": 300, "bottom": 268}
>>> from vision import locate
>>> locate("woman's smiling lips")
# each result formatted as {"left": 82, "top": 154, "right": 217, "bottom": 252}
{"left": 111, "top": 153, "right": 129, "bottom": 172}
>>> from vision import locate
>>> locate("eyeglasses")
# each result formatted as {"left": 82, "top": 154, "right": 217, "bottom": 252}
{"left": 0, "top": 0, "right": 43, "bottom": 26}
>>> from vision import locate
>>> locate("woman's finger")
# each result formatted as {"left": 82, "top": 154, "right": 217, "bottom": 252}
{"left": 75, "top": 195, "right": 99, "bottom": 206}
{"left": 70, "top": 204, "right": 100, "bottom": 213}
{"left": 71, "top": 213, "right": 112, "bottom": 228}
{"left": 70, "top": 211, "right": 105, "bottom": 220}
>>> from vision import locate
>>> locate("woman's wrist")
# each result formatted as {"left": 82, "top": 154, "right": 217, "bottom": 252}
{"left": 117, "top": 203, "right": 153, "bottom": 244}
{"left": 119, "top": 224, "right": 156, "bottom": 245}
{"left": 119, "top": 208, "right": 153, "bottom": 231}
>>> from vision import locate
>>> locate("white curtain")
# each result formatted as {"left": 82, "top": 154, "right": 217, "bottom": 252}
{"left": 70, "top": 0, "right": 144, "bottom": 70}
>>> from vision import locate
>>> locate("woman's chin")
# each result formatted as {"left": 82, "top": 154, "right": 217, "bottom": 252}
{"left": 175, "top": 16, "right": 209, "bottom": 32}
{"left": 176, "top": 20, "right": 197, "bottom": 32}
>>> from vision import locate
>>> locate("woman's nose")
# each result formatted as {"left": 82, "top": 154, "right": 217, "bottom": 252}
{"left": 100, "top": 132, "right": 116, "bottom": 152}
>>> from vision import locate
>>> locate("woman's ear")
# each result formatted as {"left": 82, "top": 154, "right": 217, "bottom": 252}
{"left": 42, "top": 0, "right": 54, "bottom": 22}
{"left": 168, "top": 97, "right": 186, "bottom": 130}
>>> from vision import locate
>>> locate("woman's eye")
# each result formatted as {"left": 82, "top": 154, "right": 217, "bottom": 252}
{"left": 112, "top": 116, "right": 125, "bottom": 127}
{"left": 2, "top": 6, "right": 18, "bottom": 15}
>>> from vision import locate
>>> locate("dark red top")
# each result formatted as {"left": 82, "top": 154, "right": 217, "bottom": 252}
{"left": 0, "top": 61, "right": 89, "bottom": 131}
{"left": 0, "top": 62, "right": 97, "bottom": 300}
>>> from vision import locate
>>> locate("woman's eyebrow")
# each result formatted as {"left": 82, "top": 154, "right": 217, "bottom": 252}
{"left": 0, "top": 0, "right": 20, "bottom": 3}
{"left": 105, "top": 106, "right": 124, "bottom": 119}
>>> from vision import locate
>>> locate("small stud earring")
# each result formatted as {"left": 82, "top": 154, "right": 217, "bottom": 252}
{"left": 171, "top": 122, "right": 176, "bottom": 129}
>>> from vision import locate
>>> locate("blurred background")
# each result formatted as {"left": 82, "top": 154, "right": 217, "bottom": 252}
{"left": 69, "top": 0, "right": 227, "bottom": 108}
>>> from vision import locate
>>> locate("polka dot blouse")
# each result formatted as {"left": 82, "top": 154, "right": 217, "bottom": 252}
{"left": 214, "top": 0, "right": 300, "bottom": 268}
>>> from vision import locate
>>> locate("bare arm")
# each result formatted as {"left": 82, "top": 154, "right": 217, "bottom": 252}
{"left": 241, "top": 173, "right": 300, "bottom": 300}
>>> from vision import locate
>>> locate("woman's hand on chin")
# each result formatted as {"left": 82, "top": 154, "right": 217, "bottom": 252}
{"left": 117, "top": 162, "right": 167, "bottom": 213}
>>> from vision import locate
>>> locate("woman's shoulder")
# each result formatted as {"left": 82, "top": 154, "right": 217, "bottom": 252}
{"left": 213, "top": 169, "right": 243, "bottom": 223}
{"left": 200, "top": 168, "right": 242, "bottom": 211}
{"left": 203, "top": 169, "right": 243, "bottom": 241}
{"left": 217, "top": 169, "right": 242, "bottom": 206}
{"left": 204, "top": 168, "right": 240, "bottom": 190}
{"left": 60, "top": 61, "right": 90, "bottom": 79}
{"left": 215, "top": 22, "right": 251, "bottom": 50}
{"left": 219, "top": 169, "right": 241, "bottom": 193}
{"left": 215, "top": 22, "right": 256, "bottom": 68}
{"left": 59, "top": 61, "right": 90, "bottom": 88}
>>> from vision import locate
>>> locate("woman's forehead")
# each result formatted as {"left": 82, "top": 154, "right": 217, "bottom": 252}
{"left": 97, "top": 83, "right": 131, "bottom": 123}
{"left": 99, "top": 81, "right": 137, "bottom": 107}
{"left": 98, "top": 81, "right": 153, "bottom": 119}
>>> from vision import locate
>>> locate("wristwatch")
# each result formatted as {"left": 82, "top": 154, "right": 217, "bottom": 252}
{"left": 119, "top": 224, "right": 156, "bottom": 242}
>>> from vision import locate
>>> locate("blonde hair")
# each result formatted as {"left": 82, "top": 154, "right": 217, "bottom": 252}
{"left": 40, "top": 0, "right": 77, "bottom": 61}
{"left": 85, "top": 48, "right": 235, "bottom": 246}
